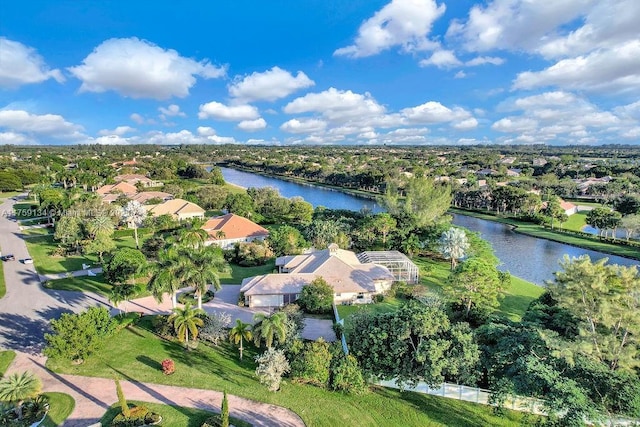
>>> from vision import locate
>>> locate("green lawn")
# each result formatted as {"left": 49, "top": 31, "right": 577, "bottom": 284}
{"left": 219, "top": 260, "right": 276, "bottom": 284}
{"left": 101, "top": 401, "right": 251, "bottom": 427}
{"left": 562, "top": 212, "right": 587, "bottom": 232}
{"left": 0, "top": 350, "right": 16, "bottom": 375}
{"left": 12, "top": 201, "right": 44, "bottom": 220}
{"left": 0, "top": 261, "right": 5, "bottom": 299}
{"left": 0, "top": 191, "right": 22, "bottom": 200}
{"left": 337, "top": 297, "right": 403, "bottom": 321}
{"left": 48, "top": 317, "right": 529, "bottom": 427}
{"left": 45, "top": 274, "right": 151, "bottom": 299}
{"left": 21, "top": 226, "right": 54, "bottom": 237}
{"left": 25, "top": 234, "right": 150, "bottom": 275}
{"left": 42, "top": 392, "right": 75, "bottom": 427}
{"left": 498, "top": 276, "right": 545, "bottom": 322}
{"left": 449, "top": 208, "right": 640, "bottom": 260}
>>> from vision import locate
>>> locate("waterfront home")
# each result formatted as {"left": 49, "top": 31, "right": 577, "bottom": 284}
{"left": 240, "top": 244, "right": 394, "bottom": 308}
{"left": 96, "top": 182, "right": 137, "bottom": 197}
{"left": 114, "top": 173, "right": 163, "bottom": 188}
{"left": 146, "top": 198, "right": 205, "bottom": 221}
{"left": 201, "top": 213, "right": 269, "bottom": 249}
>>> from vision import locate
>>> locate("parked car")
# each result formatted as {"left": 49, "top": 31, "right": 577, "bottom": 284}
{"left": 0, "top": 254, "right": 15, "bottom": 261}
{"left": 21, "top": 258, "right": 34, "bottom": 264}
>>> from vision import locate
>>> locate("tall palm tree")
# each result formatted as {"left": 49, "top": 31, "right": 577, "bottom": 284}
{"left": 122, "top": 200, "right": 147, "bottom": 249}
{"left": 87, "top": 214, "right": 114, "bottom": 238}
{"left": 168, "top": 303, "right": 205, "bottom": 345}
{"left": 147, "top": 248, "right": 186, "bottom": 308}
{"left": 181, "top": 247, "right": 227, "bottom": 309}
{"left": 229, "top": 319, "right": 252, "bottom": 360}
{"left": 109, "top": 284, "right": 137, "bottom": 314}
{"left": 177, "top": 227, "right": 209, "bottom": 249}
{"left": 253, "top": 312, "right": 287, "bottom": 349}
{"left": 438, "top": 227, "right": 470, "bottom": 270}
{"left": 0, "top": 372, "right": 42, "bottom": 420}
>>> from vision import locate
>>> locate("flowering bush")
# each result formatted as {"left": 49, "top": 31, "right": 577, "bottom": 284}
{"left": 161, "top": 358, "right": 175, "bottom": 375}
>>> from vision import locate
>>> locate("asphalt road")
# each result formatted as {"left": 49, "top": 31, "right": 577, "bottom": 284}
{"left": 0, "top": 195, "right": 109, "bottom": 354}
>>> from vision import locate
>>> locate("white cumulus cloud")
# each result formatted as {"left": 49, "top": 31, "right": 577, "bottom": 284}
{"left": 229, "top": 67, "right": 315, "bottom": 102}
{"left": 419, "top": 50, "right": 462, "bottom": 68}
{"left": 280, "top": 118, "right": 328, "bottom": 134}
{"left": 237, "top": 118, "right": 267, "bottom": 131}
{"left": 198, "top": 101, "right": 260, "bottom": 121}
{"left": 98, "top": 125, "right": 136, "bottom": 136}
{"left": 68, "top": 37, "right": 226, "bottom": 99}
{"left": 158, "top": 104, "right": 186, "bottom": 118}
{"left": 0, "top": 38, "right": 64, "bottom": 88}
{"left": 284, "top": 88, "right": 386, "bottom": 122}
{"left": 334, "top": 0, "right": 445, "bottom": 58}
{"left": 0, "top": 110, "right": 85, "bottom": 141}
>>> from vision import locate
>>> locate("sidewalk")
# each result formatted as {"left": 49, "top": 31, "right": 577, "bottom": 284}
{"left": 39, "top": 267, "right": 103, "bottom": 283}
{"left": 7, "top": 351, "right": 305, "bottom": 427}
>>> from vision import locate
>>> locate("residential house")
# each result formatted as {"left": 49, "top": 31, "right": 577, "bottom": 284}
{"left": 96, "top": 182, "right": 138, "bottom": 201}
{"left": 240, "top": 244, "right": 394, "bottom": 308}
{"left": 202, "top": 213, "right": 269, "bottom": 249}
{"left": 114, "top": 174, "right": 163, "bottom": 188}
{"left": 131, "top": 191, "right": 173, "bottom": 204}
{"left": 507, "top": 168, "right": 522, "bottom": 177}
{"left": 560, "top": 201, "right": 578, "bottom": 216}
{"left": 146, "top": 198, "right": 205, "bottom": 221}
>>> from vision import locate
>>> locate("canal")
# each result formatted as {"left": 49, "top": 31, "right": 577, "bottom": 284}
{"left": 220, "top": 167, "right": 638, "bottom": 285}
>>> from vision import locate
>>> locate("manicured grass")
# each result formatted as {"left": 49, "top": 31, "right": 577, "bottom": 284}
{"left": 562, "top": 212, "right": 587, "bottom": 232}
{"left": 219, "top": 260, "right": 276, "bottom": 284}
{"left": 0, "top": 191, "right": 22, "bottom": 200}
{"left": 0, "top": 261, "right": 5, "bottom": 299}
{"left": 25, "top": 235, "right": 98, "bottom": 274}
{"left": 45, "top": 274, "right": 150, "bottom": 298}
{"left": 497, "top": 276, "right": 545, "bottom": 322}
{"left": 42, "top": 392, "right": 75, "bottom": 427}
{"left": 12, "top": 201, "right": 44, "bottom": 219}
{"left": 0, "top": 350, "right": 16, "bottom": 375}
{"left": 101, "top": 401, "right": 251, "bottom": 427}
{"left": 337, "top": 297, "right": 403, "bottom": 320}
{"left": 25, "top": 234, "right": 150, "bottom": 275}
{"left": 449, "top": 208, "right": 640, "bottom": 260}
{"left": 48, "top": 317, "right": 529, "bottom": 427}
{"left": 20, "top": 226, "right": 54, "bottom": 236}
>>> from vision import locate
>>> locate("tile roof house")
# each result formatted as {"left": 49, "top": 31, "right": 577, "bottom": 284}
{"left": 240, "top": 244, "right": 394, "bottom": 308}
{"left": 114, "top": 174, "right": 163, "bottom": 188}
{"left": 96, "top": 182, "right": 138, "bottom": 196}
{"left": 131, "top": 191, "right": 173, "bottom": 204}
{"left": 202, "top": 213, "right": 269, "bottom": 249}
{"left": 146, "top": 198, "right": 205, "bottom": 221}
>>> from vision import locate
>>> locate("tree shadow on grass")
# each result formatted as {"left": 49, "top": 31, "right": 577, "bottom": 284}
{"left": 136, "top": 355, "right": 161, "bottom": 371}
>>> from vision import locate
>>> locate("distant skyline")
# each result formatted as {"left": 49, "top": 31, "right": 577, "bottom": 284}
{"left": 0, "top": 0, "right": 638, "bottom": 146}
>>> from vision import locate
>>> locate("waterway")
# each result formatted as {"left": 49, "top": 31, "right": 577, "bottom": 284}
{"left": 219, "top": 167, "right": 638, "bottom": 285}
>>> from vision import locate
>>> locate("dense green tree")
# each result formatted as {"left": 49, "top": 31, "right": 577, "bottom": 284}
{"left": 329, "top": 353, "right": 367, "bottom": 395}
{"left": 382, "top": 177, "right": 451, "bottom": 229}
{"left": 549, "top": 255, "right": 640, "bottom": 371}
{"left": 224, "top": 193, "right": 255, "bottom": 218}
{"left": 44, "top": 307, "right": 116, "bottom": 362}
{"left": 298, "top": 277, "right": 334, "bottom": 314}
{"left": 0, "top": 171, "right": 22, "bottom": 191}
{"left": 209, "top": 166, "right": 225, "bottom": 185}
{"left": 147, "top": 247, "right": 185, "bottom": 308}
{"left": 348, "top": 300, "right": 479, "bottom": 387}
{"left": 445, "top": 257, "right": 508, "bottom": 316}
{"left": 614, "top": 194, "right": 640, "bottom": 216}
{"left": 620, "top": 214, "right": 640, "bottom": 240}
{"left": 83, "top": 232, "right": 116, "bottom": 263}
{"left": 542, "top": 196, "right": 568, "bottom": 229}
{"left": 104, "top": 248, "right": 147, "bottom": 286}
{"left": 290, "top": 338, "right": 332, "bottom": 387}
{"left": 109, "top": 284, "right": 137, "bottom": 314}
{"left": 288, "top": 197, "right": 313, "bottom": 225}
{"left": 54, "top": 216, "right": 83, "bottom": 251}
{"left": 180, "top": 246, "right": 226, "bottom": 309}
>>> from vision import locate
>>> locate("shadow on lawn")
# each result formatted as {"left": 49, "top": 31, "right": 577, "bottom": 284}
{"left": 136, "top": 355, "right": 161, "bottom": 370}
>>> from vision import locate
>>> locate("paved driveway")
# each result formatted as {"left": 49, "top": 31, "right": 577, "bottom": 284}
{"left": 0, "top": 195, "right": 110, "bottom": 354}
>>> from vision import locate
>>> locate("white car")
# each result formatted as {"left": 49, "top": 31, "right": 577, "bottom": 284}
{"left": 21, "top": 258, "right": 34, "bottom": 264}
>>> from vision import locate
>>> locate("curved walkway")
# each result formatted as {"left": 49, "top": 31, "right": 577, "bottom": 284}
{"left": 0, "top": 195, "right": 305, "bottom": 426}
{"left": 7, "top": 352, "right": 304, "bottom": 427}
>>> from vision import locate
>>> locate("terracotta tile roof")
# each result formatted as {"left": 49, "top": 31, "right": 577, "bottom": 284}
{"left": 202, "top": 213, "right": 269, "bottom": 240}
{"left": 146, "top": 198, "right": 205, "bottom": 217}
{"left": 560, "top": 201, "right": 577, "bottom": 210}
{"left": 96, "top": 182, "right": 137, "bottom": 195}
{"left": 131, "top": 191, "right": 173, "bottom": 204}
{"left": 114, "top": 174, "right": 152, "bottom": 183}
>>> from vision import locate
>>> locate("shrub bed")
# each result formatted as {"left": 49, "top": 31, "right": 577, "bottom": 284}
{"left": 178, "top": 290, "right": 215, "bottom": 305}
{"left": 111, "top": 405, "right": 161, "bottom": 426}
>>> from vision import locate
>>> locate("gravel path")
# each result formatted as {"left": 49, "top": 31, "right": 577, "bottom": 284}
{"left": 0, "top": 195, "right": 305, "bottom": 426}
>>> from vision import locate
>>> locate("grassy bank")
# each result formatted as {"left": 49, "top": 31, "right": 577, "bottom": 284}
{"left": 0, "top": 261, "right": 5, "bottom": 299}
{"left": 101, "top": 401, "right": 251, "bottom": 427}
{"left": 0, "top": 350, "right": 16, "bottom": 375}
{"left": 449, "top": 208, "right": 640, "bottom": 260}
{"left": 48, "top": 317, "right": 528, "bottom": 427}
{"left": 42, "top": 392, "right": 75, "bottom": 427}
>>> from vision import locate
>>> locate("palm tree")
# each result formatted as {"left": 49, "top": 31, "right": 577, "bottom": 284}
{"left": 122, "top": 200, "right": 147, "bottom": 249}
{"left": 109, "top": 284, "right": 137, "bottom": 314}
{"left": 253, "top": 312, "right": 287, "bottom": 349}
{"left": 181, "top": 247, "right": 227, "bottom": 309}
{"left": 168, "top": 303, "right": 205, "bottom": 345}
{"left": 177, "top": 227, "right": 209, "bottom": 249}
{"left": 0, "top": 372, "right": 42, "bottom": 420}
{"left": 147, "top": 248, "right": 186, "bottom": 308}
{"left": 87, "top": 214, "right": 114, "bottom": 238}
{"left": 438, "top": 227, "right": 470, "bottom": 270}
{"left": 229, "top": 319, "right": 252, "bottom": 360}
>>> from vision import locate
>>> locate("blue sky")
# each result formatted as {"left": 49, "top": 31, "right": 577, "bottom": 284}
{"left": 0, "top": 0, "right": 638, "bottom": 146}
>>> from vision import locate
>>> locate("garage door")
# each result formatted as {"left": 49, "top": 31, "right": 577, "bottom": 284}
{"left": 250, "top": 294, "right": 283, "bottom": 308}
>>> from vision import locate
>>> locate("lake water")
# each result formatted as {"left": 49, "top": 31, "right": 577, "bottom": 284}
{"left": 219, "top": 167, "right": 638, "bottom": 285}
